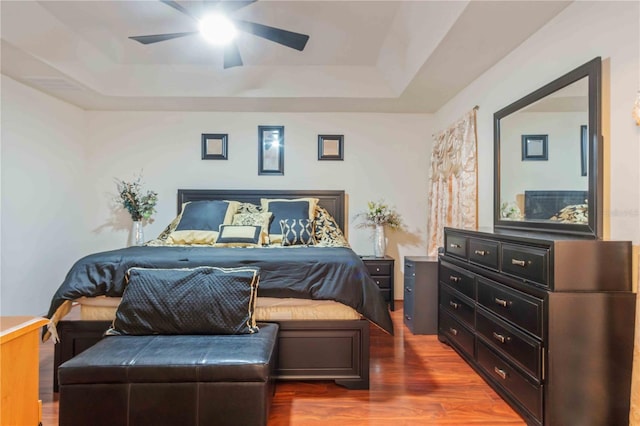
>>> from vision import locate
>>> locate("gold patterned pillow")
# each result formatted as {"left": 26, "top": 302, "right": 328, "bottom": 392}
{"left": 314, "top": 206, "right": 350, "bottom": 248}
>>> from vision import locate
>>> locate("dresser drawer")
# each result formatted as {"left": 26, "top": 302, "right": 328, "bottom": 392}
{"left": 476, "top": 308, "right": 542, "bottom": 379}
{"left": 378, "top": 288, "right": 391, "bottom": 302}
{"left": 469, "top": 238, "right": 499, "bottom": 270}
{"left": 477, "top": 278, "right": 543, "bottom": 338}
{"left": 371, "top": 276, "right": 390, "bottom": 289}
{"left": 439, "top": 262, "right": 475, "bottom": 300}
{"left": 439, "top": 284, "right": 475, "bottom": 328}
{"left": 501, "top": 244, "right": 549, "bottom": 287}
{"left": 477, "top": 341, "right": 542, "bottom": 422}
{"left": 444, "top": 234, "right": 467, "bottom": 259}
{"left": 439, "top": 310, "right": 474, "bottom": 359}
{"left": 365, "top": 262, "right": 391, "bottom": 276}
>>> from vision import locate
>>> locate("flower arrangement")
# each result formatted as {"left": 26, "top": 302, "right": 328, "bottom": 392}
{"left": 355, "top": 200, "right": 404, "bottom": 230}
{"left": 115, "top": 174, "right": 158, "bottom": 222}
{"left": 499, "top": 201, "right": 522, "bottom": 220}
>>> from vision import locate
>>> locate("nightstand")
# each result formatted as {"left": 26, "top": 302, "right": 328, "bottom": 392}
{"left": 404, "top": 256, "right": 438, "bottom": 334}
{"left": 360, "top": 256, "right": 395, "bottom": 311}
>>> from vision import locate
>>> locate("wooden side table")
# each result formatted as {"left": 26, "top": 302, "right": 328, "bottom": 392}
{"left": 1, "top": 316, "right": 50, "bottom": 426}
{"left": 360, "top": 255, "right": 395, "bottom": 310}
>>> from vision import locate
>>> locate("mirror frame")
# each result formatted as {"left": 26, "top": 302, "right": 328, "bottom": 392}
{"left": 494, "top": 57, "right": 602, "bottom": 238}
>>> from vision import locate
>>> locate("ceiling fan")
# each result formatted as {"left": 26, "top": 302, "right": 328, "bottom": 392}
{"left": 128, "top": 0, "right": 310, "bottom": 69}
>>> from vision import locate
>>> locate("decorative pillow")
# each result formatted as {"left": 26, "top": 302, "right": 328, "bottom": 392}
{"left": 108, "top": 266, "right": 260, "bottom": 335}
{"left": 313, "top": 206, "right": 350, "bottom": 248}
{"left": 236, "top": 202, "right": 262, "bottom": 214}
{"left": 261, "top": 198, "right": 319, "bottom": 244}
{"left": 167, "top": 200, "right": 239, "bottom": 245}
{"left": 280, "top": 218, "right": 315, "bottom": 246}
{"left": 232, "top": 212, "right": 273, "bottom": 245}
{"left": 550, "top": 203, "right": 588, "bottom": 224}
{"left": 214, "top": 225, "right": 262, "bottom": 247}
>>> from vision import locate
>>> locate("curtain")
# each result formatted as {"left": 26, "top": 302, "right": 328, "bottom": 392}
{"left": 426, "top": 108, "right": 478, "bottom": 256}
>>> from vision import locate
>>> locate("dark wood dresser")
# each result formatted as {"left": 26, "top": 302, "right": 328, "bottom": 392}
{"left": 438, "top": 227, "right": 636, "bottom": 426}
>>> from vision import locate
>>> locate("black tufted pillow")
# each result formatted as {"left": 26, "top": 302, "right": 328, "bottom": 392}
{"left": 108, "top": 266, "right": 260, "bottom": 335}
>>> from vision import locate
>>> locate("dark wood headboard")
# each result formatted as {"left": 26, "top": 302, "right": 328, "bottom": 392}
{"left": 524, "top": 190, "right": 588, "bottom": 219}
{"left": 177, "top": 189, "right": 346, "bottom": 230}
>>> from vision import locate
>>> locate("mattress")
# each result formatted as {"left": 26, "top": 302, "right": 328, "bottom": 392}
{"left": 77, "top": 296, "right": 362, "bottom": 322}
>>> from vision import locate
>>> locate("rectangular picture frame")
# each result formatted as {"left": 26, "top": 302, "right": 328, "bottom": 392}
{"left": 318, "top": 135, "right": 344, "bottom": 160}
{"left": 201, "top": 133, "right": 228, "bottom": 160}
{"left": 521, "top": 134, "right": 548, "bottom": 161}
{"left": 258, "top": 125, "right": 284, "bottom": 175}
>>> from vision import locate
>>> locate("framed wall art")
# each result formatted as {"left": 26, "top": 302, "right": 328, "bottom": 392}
{"left": 201, "top": 133, "right": 228, "bottom": 160}
{"left": 521, "top": 134, "right": 548, "bottom": 161}
{"left": 318, "top": 135, "right": 344, "bottom": 160}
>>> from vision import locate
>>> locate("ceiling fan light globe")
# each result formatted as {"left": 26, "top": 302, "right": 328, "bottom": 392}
{"left": 199, "top": 14, "right": 237, "bottom": 45}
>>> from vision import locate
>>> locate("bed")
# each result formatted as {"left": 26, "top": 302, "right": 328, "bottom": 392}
{"left": 48, "top": 189, "right": 392, "bottom": 391}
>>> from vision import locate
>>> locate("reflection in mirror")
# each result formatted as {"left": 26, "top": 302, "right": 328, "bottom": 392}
{"left": 263, "top": 130, "right": 281, "bottom": 170}
{"left": 500, "top": 78, "right": 588, "bottom": 223}
{"left": 494, "top": 57, "right": 601, "bottom": 238}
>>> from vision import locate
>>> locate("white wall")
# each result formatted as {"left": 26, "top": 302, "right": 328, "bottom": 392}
{"left": 82, "top": 111, "right": 433, "bottom": 300}
{"left": 1, "top": 75, "right": 88, "bottom": 316}
{"left": 434, "top": 1, "right": 640, "bottom": 242}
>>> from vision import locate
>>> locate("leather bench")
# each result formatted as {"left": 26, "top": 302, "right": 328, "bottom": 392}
{"left": 58, "top": 322, "right": 278, "bottom": 426}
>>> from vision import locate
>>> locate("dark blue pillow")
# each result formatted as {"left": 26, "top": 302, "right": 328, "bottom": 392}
{"left": 261, "top": 198, "right": 318, "bottom": 244}
{"left": 109, "top": 267, "right": 260, "bottom": 335}
{"left": 175, "top": 200, "right": 231, "bottom": 231}
{"left": 168, "top": 200, "right": 238, "bottom": 244}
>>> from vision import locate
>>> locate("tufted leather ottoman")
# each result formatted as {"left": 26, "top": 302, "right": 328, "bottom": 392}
{"left": 58, "top": 322, "right": 278, "bottom": 426}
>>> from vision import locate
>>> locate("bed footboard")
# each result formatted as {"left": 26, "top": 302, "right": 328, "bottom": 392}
{"left": 53, "top": 319, "right": 370, "bottom": 392}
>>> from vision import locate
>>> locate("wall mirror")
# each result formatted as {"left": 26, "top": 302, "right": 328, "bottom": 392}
{"left": 494, "top": 57, "right": 602, "bottom": 238}
{"left": 258, "top": 125, "right": 284, "bottom": 175}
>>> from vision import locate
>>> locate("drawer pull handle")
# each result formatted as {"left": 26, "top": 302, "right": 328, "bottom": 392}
{"left": 375, "top": 280, "right": 381, "bottom": 285}
{"left": 494, "top": 367, "right": 508, "bottom": 380}
{"left": 449, "top": 276, "right": 461, "bottom": 283}
{"left": 448, "top": 327, "right": 458, "bottom": 336}
{"left": 449, "top": 301, "right": 460, "bottom": 309}
{"left": 494, "top": 297, "right": 511, "bottom": 308}
{"left": 511, "top": 258, "right": 528, "bottom": 267}
{"left": 492, "top": 332, "right": 510, "bottom": 344}
{"left": 474, "top": 250, "right": 487, "bottom": 256}
{"left": 405, "top": 287, "right": 412, "bottom": 293}
{"left": 405, "top": 315, "right": 412, "bottom": 321}
{"left": 449, "top": 243, "right": 461, "bottom": 249}
{"left": 375, "top": 267, "right": 381, "bottom": 272}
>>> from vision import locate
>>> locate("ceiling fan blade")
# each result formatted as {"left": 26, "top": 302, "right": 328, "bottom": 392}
{"left": 234, "top": 20, "right": 309, "bottom": 51}
{"left": 160, "top": 0, "right": 198, "bottom": 20}
{"left": 129, "top": 32, "right": 197, "bottom": 44}
{"left": 224, "top": 42, "right": 243, "bottom": 69}
{"left": 203, "top": 0, "right": 257, "bottom": 13}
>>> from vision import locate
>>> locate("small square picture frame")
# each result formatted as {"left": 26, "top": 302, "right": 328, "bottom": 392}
{"left": 201, "top": 133, "right": 228, "bottom": 160}
{"left": 318, "top": 135, "right": 344, "bottom": 160}
{"left": 521, "top": 134, "right": 548, "bottom": 161}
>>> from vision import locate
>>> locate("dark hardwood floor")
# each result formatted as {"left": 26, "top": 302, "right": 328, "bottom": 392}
{"left": 39, "top": 304, "right": 525, "bottom": 425}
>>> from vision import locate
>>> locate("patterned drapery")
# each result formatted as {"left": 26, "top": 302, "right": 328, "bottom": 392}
{"left": 426, "top": 108, "right": 478, "bottom": 256}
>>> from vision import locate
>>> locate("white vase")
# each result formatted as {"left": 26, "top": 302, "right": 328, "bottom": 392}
{"left": 373, "top": 224, "right": 386, "bottom": 258}
{"left": 132, "top": 221, "right": 144, "bottom": 246}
